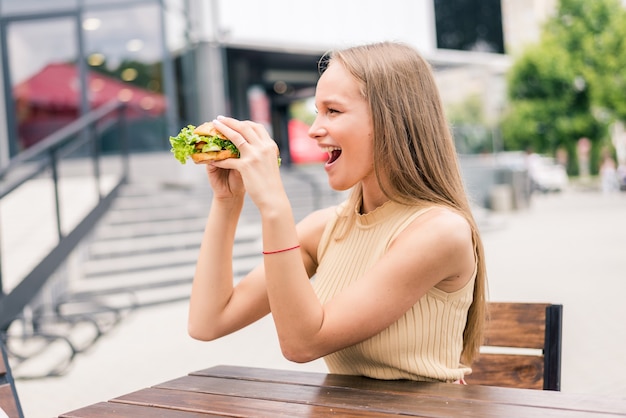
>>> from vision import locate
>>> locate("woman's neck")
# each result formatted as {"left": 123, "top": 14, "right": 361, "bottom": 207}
{"left": 359, "top": 181, "right": 389, "bottom": 215}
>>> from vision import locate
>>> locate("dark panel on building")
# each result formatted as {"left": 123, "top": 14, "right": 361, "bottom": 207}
{"left": 225, "top": 47, "right": 321, "bottom": 119}
{"left": 434, "top": 0, "right": 505, "bottom": 54}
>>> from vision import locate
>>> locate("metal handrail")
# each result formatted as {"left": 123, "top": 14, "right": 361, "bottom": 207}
{"left": 0, "top": 99, "right": 129, "bottom": 331}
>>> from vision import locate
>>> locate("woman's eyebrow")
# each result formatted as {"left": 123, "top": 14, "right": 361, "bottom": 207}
{"left": 318, "top": 98, "right": 343, "bottom": 107}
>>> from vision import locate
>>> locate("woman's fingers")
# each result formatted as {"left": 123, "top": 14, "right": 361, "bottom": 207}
{"left": 214, "top": 116, "right": 274, "bottom": 145}
{"left": 211, "top": 117, "right": 280, "bottom": 165}
{"left": 211, "top": 117, "right": 249, "bottom": 148}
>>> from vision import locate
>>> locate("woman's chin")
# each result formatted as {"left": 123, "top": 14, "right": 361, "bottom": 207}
{"left": 326, "top": 173, "right": 353, "bottom": 192}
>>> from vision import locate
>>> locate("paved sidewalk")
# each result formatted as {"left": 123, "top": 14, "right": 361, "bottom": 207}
{"left": 480, "top": 188, "right": 626, "bottom": 398}
{"left": 11, "top": 153, "right": 626, "bottom": 417}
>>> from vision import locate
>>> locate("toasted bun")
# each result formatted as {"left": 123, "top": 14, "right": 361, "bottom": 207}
{"left": 191, "top": 150, "right": 238, "bottom": 164}
{"left": 193, "top": 122, "right": 227, "bottom": 139}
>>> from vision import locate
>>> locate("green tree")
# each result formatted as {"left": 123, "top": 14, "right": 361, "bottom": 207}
{"left": 546, "top": 0, "right": 626, "bottom": 118}
{"left": 501, "top": 0, "right": 626, "bottom": 174}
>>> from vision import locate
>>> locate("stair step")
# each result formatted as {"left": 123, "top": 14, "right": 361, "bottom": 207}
{"left": 88, "top": 223, "right": 261, "bottom": 258}
{"left": 75, "top": 255, "right": 261, "bottom": 294}
{"left": 103, "top": 204, "right": 210, "bottom": 225}
{"left": 92, "top": 217, "right": 208, "bottom": 240}
{"left": 88, "top": 231, "right": 202, "bottom": 258}
{"left": 82, "top": 238, "right": 262, "bottom": 277}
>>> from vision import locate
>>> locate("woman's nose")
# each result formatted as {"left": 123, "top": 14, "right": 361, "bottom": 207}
{"left": 308, "top": 117, "right": 325, "bottom": 140}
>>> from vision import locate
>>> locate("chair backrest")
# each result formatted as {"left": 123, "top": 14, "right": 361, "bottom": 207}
{"left": 465, "top": 302, "right": 563, "bottom": 391}
{"left": 0, "top": 341, "right": 23, "bottom": 418}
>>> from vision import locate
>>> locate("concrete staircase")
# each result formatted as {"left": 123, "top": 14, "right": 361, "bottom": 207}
{"left": 5, "top": 163, "right": 344, "bottom": 378}
{"left": 64, "top": 164, "right": 346, "bottom": 313}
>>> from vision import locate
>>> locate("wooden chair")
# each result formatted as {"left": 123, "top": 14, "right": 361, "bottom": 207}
{"left": 1, "top": 340, "right": 24, "bottom": 418}
{"left": 465, "top": 302, "right": 563, "bottom": 391}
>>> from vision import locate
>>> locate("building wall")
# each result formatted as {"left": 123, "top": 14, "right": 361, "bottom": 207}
{"left": 501, "top": 0, "right": 557, "bottom": 56}
{"left": 192, "top": 0, "right": 436, "bottom": 54}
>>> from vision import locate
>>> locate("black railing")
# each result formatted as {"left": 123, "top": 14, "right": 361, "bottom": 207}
{"left": 0, "top": 100, "right": 129, "bottom": 332}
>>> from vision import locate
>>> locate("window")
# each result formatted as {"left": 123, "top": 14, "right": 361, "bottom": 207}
{"left": 434, "top": 0, "right": 505, "bottom": 54}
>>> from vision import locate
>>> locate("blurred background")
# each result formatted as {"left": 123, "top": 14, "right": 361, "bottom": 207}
{"left": 0, "top": 0, "right": 625, "bottom": 416}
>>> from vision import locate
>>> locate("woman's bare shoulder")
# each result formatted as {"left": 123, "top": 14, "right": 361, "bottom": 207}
{"left": 396, "top": 205, "right": 474, "bottom": 291}
{"left": 408, "top": 205, "right": 472, "bottom": 248}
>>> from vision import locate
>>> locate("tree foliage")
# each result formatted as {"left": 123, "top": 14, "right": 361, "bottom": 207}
{"left": 501, "top": 0, "right": 626, "bottom": 174}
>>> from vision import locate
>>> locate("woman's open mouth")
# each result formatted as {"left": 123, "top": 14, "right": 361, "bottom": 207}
{"left": 322, "top": 146, "right": 342, "bottom": 164}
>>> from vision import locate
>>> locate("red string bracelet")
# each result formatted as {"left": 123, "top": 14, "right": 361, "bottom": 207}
{"left": 262, "top": 244, "right": 301, "bottom": 255}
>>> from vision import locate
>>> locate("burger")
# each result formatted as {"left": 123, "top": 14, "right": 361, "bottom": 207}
{"left": 169, "top": 122, "right": 239, "bottom": 164}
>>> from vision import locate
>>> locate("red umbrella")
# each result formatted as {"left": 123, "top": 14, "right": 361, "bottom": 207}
{"left": 14, "top": 62, "right": 165, "bottom": 114}
{"left": 13, "top": 62, "right": 166, "bottom": 148}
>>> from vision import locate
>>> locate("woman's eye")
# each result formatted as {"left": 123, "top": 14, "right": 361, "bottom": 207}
{"left": 328, "top": 108, "right": 339, "bottom": 114}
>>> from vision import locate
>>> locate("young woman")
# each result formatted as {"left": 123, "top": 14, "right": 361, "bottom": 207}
{"left": 188, "top": 41, "right": 487, "bottom": 383}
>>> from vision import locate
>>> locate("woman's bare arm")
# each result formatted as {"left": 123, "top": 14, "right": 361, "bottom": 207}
{"left": 187, "top": 202, "right": 333, "bottom": 341}
{"left": 263, "top": 207, "right": 476, "bottom": 363}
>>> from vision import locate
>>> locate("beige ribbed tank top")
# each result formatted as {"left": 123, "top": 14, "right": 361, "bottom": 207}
{"left": 313, "top": 199, "right": 475, "bottom": 382}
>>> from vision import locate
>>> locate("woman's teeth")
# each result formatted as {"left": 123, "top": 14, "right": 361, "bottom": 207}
{"left": 321, "top": 146, "right": 341, "bottom": 154}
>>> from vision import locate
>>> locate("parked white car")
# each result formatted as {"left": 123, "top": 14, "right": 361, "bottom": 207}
{"left": 528, "top": 155, "right": 569, "bottom": 192}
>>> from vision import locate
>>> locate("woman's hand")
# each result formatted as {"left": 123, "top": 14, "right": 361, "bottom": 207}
{"left": 209, "top": 116, "right": 285, "bottom": 211}
{"left": 205, "top": 163, "right": 245, "bottom": 201}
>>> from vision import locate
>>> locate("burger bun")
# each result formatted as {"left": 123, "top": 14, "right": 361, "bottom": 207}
{"left": 193, "top": 122, "right": 227, "bottom": 139}
{"left": 191, "top": 149, "right": 238, "bottom": 164}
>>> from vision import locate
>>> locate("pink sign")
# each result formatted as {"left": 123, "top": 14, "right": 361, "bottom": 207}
{"left": 288, "top": 119, "right": 328, "bottom": 164}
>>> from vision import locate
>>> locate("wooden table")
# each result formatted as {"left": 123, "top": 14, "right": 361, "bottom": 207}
{"left": 60, "top": 365, "right": 626, "bottom": 417}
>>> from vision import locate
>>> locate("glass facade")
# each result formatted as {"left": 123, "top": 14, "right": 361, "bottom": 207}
{"left": 8, "top": 16, "right": 81, "bottom": 151}
{"left": 81, "top": 3, "right": 170, "bottom": 152}
{"left": 0, "top": 0, "right": 184, "bottom": 159}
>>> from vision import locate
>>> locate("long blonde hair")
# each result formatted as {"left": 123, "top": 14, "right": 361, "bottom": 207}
{"left": 321, "top": 42, "right": 487, "bottom": 364}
